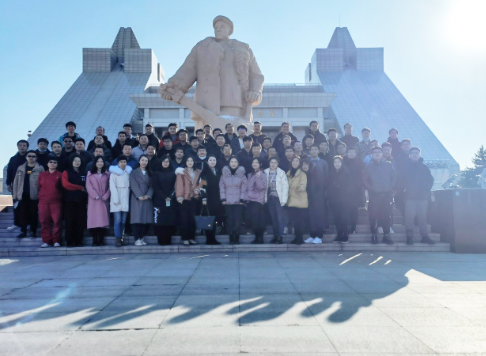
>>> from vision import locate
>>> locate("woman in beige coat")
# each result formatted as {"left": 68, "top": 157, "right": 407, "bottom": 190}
{"left": 286, "top": 156, "right": 308, "bottom": 245}
{"left": 175, "top": 156, "right": 202, "bottom": 246}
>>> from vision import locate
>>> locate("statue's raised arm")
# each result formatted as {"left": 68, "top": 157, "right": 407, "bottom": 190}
{"left": 159, "top": 16, "right": 264, "bottom": 130}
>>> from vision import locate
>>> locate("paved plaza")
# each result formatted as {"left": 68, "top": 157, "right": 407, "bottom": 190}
{"left": 1, "top": 251, "right": 486, "bottom": 355}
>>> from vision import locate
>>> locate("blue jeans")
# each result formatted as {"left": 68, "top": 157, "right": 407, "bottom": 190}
{"left": 113, "top": 211, "right": 128, "bottom": 238}
{"left": 267, "top": 196, "right": 285, "bottom": 237}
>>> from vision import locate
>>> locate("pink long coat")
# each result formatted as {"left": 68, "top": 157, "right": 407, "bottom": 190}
{"left": 86, "top": 171, "right": 111, "bottom": 229}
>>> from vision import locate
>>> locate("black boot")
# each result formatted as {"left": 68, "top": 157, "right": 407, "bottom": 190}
{"left": 219, "top": 225, "right": 227, "bottom": 235}
{"left": 270, "top": 236, "right": 278, "bottom": 243}
{"left": 92, "top": 233, "right": 98, "bottom": 247}
{"left": 406, "top": 230, "right": 414, "bottom": 245}
{"left": 229, "top": 233, "right": 235, "bottom": 245}
{"left": 420, "top": 236, "right": 435, "bottom": 245}
{"left": 382, "top": 233, "right": 394, "bottom": 245}
{"left": 234, "top": 234, "right": 240, "bottom": 245}
{"left": 99, "top": 233, "right": 105, "bottom": 246}
{"left": 276, "top": 235, "right": 283, "bottom": 244}
{"left": 116, "top": 238, "right": 122, "bottom": 248}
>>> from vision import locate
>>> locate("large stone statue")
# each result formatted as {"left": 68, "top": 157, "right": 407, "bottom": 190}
{"left": 160, "top": 15, "right": 264, "bottom": 130}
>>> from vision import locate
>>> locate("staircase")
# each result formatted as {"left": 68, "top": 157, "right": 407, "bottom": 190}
{"left": 0, "top": 207, "right": 450, "bottom": 257}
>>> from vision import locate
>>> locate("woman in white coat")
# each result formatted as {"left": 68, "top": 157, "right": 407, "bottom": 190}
{"left": 109, "top": 155, "right": 132, "bottom": 247}
{"left": 264, "top": 157, "right": 289, "bottom": 244}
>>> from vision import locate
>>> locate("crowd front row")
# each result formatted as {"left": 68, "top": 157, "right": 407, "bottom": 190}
{"left": 10, "top": 142, "right": 435, "bottom": 248}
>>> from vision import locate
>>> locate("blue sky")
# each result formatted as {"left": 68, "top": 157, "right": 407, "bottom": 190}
{"left": 1, "top": 0, "right": 485, "bottom": 174}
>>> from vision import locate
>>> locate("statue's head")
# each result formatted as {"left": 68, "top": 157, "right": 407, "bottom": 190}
{"left": 213, "top": 15, "right": 233, "bottom": 40}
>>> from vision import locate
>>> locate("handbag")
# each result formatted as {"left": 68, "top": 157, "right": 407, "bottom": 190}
{"left": 195, "top": 204, "right": 216, "bottom": 231}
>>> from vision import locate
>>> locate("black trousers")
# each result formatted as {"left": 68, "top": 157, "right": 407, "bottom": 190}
{"left": 64, "top": 200, "right": 86, "bottom": 246}
{"left": 18, "top": 197, "right": 39, "bottom": 233}
{"left": 180, "top": 199, "right": 198, "bottom": 240}
{"left": 154, "top": 225, "right": 176, "bottom": 245}
{"left": 132, "top": 223, "right": 150, "bottom": 240}
{"left": 330, "top": 201, "right": 350, "bottom": 237}
{"left": 225, "top": 204, "right": 243, "bottom": 235}
{"left": 247, "top": 201, "right": 266, "bottom": 236}
{"left": 288, "top": 207, "right": 307, "bottom": 238}
{"left": 368, "top": 191, "right": 393, "bottom": 234}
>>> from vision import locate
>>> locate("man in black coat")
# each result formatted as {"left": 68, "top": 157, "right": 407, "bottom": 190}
{"left": 341, "top": 123, "right": 359, "bottom": 150}
{"left": 343, "top": 147, "right": 364, "bottom": 233}
{"left": 158, "top": 136, "right": 176, "bottom": 159}
{"left": 236, "top": 136, "right": 253, "bottom": 174}
{"left": 362, "top": 146, "right": 396, "bottom": 245}
{"left": 305, "top": 121, "right": 327, "bottom": 146}
{"left": 70, "top": 138, "right": 94, "bottom": 174}
{"left": 273, "top": 122, "right": 297, "bottom": 157}
{"left": 145, "top": 123, "right": 160, "bottom": 148}
{"left": 387, "top": 128, "right": 401, "bottom": 157}
{"left": 401, "top": 147, "right": 435, "bottom": 245}
{"left": 6, "top": 140, "right": 29, "bottom": 193}
{"left": 249, "top": 121, "right": 269, "bottom": 145}
{"left": 111, "top": 132, "right": 129, "bottom": 159}
{"left": 35, "top": 138, "right": 51, "bottom": 171}
{"left": 87, "top": 126, "right": 113, "bottom": 151}
{"left": 223, "top": 123, "right": 237, "bottom": 144}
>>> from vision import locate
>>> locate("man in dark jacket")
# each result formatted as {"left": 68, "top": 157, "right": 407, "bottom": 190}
{"left": 230, "top": 124, "right": 248, "bottom": 154}
{"left": 88, "top": 136, "right": 113, "bottom": 163}
{"left": 401, "top": 147, "right": 435, "bottom": 245}
{"left": 6, "top": 140, "right": 29, "bottom": 230}
{"left": 48, "top": 141, "right": 68, "bottom": 172}
{"left": 70, "top": 138, "right": 94, "bottom": 174}
{"left": 145, "top": 123, "right": 160, "bottom": 148}
{"left": 158, "top": 136, "right": 176, "bottom": 159}
{"left": 343, "top": 147, "right": 364, "bottom": 233}
{"left": 173, "top": 129, "right": 190, "bottom": 152}
{"left": 249, "top": 121, "right": 269, "bottom": 145}
{"left": 87, "top": 126, "right": 113, "bottom": 151}
{"left": 7, "top": 140, "right": 29, "bottom": 193}
{"left": 35, "top": 138, "right": 51, "bottom": 170}
{"left": 236, "top": 136, "right": 254, "bottom": 174}
{"left": 305, "top": 121, "right": 327, "bottom": 146}
{"left": 185, "top": 136, "right": 200, "bottom": 160}
{"left": 223, "top": 123, "right": 237, "bottom": 144}
{"left": 341, "top": 123, "right": 359, "bottom": 150}
{"left": 393, "top": 138, "right": 412, "bottom": 219}
{"left": 387, "top": 128, "right": 401, "bottom": 156}
{"left": 363, "top": 146, "right": 396, "bottom": 245}
{"left": 111, "top": 132, "right": 129, "bottom": 159}
{"left": 273, "top": 122, "right": 297, "bottom": 156}
{"left": 123, "top": 124, "right": 139, "bottom": 148}
{"left": 327, "top": 128, "right": 343, "bottom": 157}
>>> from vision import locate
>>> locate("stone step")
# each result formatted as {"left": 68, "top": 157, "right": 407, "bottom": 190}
{"left": 0, "top": 232, "right": 441, "bottom": 247}
{"left": 0, "top": 242, "right": 451, "bottom": 257}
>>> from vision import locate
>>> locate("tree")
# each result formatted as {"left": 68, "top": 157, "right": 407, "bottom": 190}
{"left": 459, "top": 145, "right": 486, "bottom": 188}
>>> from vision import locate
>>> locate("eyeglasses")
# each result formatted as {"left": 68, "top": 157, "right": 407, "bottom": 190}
{"left": 26, "top": 155, "right": 37, "bottom": 158}
{"left": 64, "top": 140, "right": 73, "bottom": 143}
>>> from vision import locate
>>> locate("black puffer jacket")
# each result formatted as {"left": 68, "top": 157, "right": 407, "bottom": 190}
{"left": 401, "top": 158, "right": 434, "bottom": 200}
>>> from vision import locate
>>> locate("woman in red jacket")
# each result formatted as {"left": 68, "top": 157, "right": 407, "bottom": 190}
{"left": 61, "top": 154, "right": 88, "bottom": 247}
{"left": 38, "top": 156, "right": 63, "bottom": 248}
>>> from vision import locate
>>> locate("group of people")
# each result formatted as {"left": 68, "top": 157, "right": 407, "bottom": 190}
{"left": 5, "top": 119, "right": 435, "bottom": 248}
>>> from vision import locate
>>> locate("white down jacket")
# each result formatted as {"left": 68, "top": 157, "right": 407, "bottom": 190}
{"left": 263, "top": 167, "right": 289, "bottom": 206}
{"left": 109, "top": 165, "right": 132, "bottom": 212}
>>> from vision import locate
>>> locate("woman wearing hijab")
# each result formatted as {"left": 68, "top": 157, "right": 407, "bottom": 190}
{"left": 327, "top": 156, "right": 352, "bottom": 243}
{"left": 152, "top": 155, "right": 177, "bottom": 245}
{"left": 301, "top": 159, "right": 327, "bottom": 244}
{"left": 219, "top": 156, "right": 248, "bottom": 245}
{"left": 175, "top": 156, "right": 202, "bottom": 246}
{"left": 130, "top": 155, "right": 154, "bottom": 246}
{"left": 199, "top": 154, "right": 223, "bottom": 245}
{"left": 246, "top": 157, "right": 267, "bottom": 244}
{"left": 286, "top": 156, "right": 308, "bottom": 245}
{"left": 86, "top": 156, "right": 111, "bottom": 246}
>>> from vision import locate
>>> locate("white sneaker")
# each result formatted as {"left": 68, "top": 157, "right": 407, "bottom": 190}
{"left": 378, "top": 227, "right": 384, "bottom": 234}
{"left": 312, "top": 237, "right": 323, "bottom": 244}
{"left": 135, "top": 239, "right": 143, "bottom": 246}
{"left": 304, "top": 237, "right": 315, "bottom": 244}
{"left": 40, "top": 243, "right": 50, "bottom": 248}
{"left": 283, "top": 227, "right": 288, "bottom": 234}
{"left": 141, "top": 238, "right": 147, "bottom": 245}
{"left": 390, "top": 227, "right": 395, "bottom": 234}
{"left": 6, "top": 225, "right": 17, "bottom": 231}
{"left": 54, "top": 243, "right": 60, "bottom": 247}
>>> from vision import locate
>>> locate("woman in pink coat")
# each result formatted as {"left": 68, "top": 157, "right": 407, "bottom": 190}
{"left": 86, "top": 156, "right": 111, "bottom": 246}
{"left": 246, "top": 157, "right": 267, "bottom": 244}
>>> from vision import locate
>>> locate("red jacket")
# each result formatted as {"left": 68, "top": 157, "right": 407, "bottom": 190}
{"left": 38, "top": 170, "right": 63, "bottom": 202}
